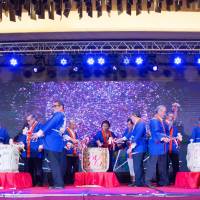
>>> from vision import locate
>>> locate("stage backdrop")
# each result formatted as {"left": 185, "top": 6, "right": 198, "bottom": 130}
{"left": 0, "top": 81, "right": 199, "bottom": 171}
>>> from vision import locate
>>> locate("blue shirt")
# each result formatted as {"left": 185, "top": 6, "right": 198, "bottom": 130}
{"left": 0, "top": 128, "right": 10, "bottom": 144}
{"left": 191, "top": 126, "right": 200, "bottom": 143}
{"left": 41, "top": 112, "right": 65, "bottom": 152}
{"left": 148, "top": 118, "right": 168, "bottom": 155}
{"left": 125, "top": 121, "right": 147, "bottom": 153}
{"left": 17, "top": 123, "right": 43, "bottom": 158}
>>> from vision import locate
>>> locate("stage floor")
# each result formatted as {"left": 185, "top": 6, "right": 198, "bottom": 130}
{"left": 0, "top": 186, "right": 200, "bottom": 200}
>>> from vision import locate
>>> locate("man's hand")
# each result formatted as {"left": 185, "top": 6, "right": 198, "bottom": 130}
{"left": 161, "top": 137, "right": 170, "bottom": 143}
{"left": 97, "top": 140, "right": 103, "bottom": 147}
{"left": 31, "top": 133, "right": 39, "bottom": 141}
{"left": 65, "top": 142, "right": 73, "bottom": 150}
{"left": 177, "top": 133, "right": 183, "bottom": 142}
{"left": 38, "top": 145, "right": 43, "bottom": 152}
{"left": 9, "top": 138, "right": 14, "bottom": 145}
{"left": 31, "top": 130, "right": 44, "bottom": 141}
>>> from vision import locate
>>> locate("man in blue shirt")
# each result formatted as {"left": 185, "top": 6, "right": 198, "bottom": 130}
{"left": 145, "top": 105, "right": 170, "bottom": 187}
{"left": 121, "top": 118, "right": 135, "bottom": 186}
{"left": 123, "top": 112, "right": 147, "bottom": 187}
{"left": 17, "top": 114, "right": 43, "bottom": 186}
{"left": 191, "top": 118, "right": 200, "bottom": 143}
{"left": 32, "top": 100, "right": 66, "bottom": 189}
{"left": 63, "top": 119, "right": 79, "bottom": 184}
{"left": 165, "top": 112, "right": 182, "bottom": 184}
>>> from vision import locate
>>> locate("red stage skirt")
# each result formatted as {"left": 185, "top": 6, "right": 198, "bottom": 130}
{"left": 0, "top": 172, "right": 32, "bottom": 189}
{"left": 175, "top": 172, "right": 200, "bottom": 189}
{"left": 74, "top": 172, "right": 120, "bottom": 187}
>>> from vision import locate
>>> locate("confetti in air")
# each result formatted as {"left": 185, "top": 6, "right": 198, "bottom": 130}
{"left": 9, "top": 81, "right": 180, "bottom": 137}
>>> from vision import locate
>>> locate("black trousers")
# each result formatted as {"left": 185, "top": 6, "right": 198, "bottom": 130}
{"left": 45, "top": 150, "right": 64, "bottom": 187}
{"left": 145, "top": 154, "right": 169, "bottom": 186}
{"left": 168, "top": 152, "right": 179, "bottom": 183}
{"left": 133, "top": 152, "right": 145, "bottom": 186}
{"left": 108, "top": 150, "right": 115, "bottom": 172}
{"left": 24, "top": 157, "right": 43, "bottom": 186}
{"left": 66, "top": 155, "right": 79, "bottom": 184}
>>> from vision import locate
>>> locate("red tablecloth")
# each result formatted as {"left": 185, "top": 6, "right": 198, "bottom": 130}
{"left": 175, "top": 172, "right": 200, "bottom": 189}
{"left": 74, "top": 172, "right": 120, "bottom": 187}
{"left": 0, "top": 172, "right": 32, "bottom": 189}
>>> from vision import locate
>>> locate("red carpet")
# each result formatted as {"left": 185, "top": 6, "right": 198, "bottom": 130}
{"left": 0, "top": 185, "right": 200, "bottom": 200}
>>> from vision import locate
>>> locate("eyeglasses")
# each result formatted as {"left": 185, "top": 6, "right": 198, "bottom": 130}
{"left": 52, "top": 104, "right": 60, "bottom": 108}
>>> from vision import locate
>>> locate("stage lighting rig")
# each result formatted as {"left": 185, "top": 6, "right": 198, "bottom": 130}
{"left": 33, "top": 54, "right": 46, "bottom": 73}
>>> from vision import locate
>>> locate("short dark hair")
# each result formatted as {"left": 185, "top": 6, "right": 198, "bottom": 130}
{"left": 131, "top": 111, "right": 141, "bottom": 118}
{"left": 127, "top": 118, "right": 133, "bottom": 124}
{"left": 101, "top": 120, "right": 111, "bottom": 128}
{"left": 54, "top": 100, "right": 64, "bottom": 109}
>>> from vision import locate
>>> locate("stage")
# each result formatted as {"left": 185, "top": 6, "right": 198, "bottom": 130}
{"left": 0, "top": 186, "right": 200, "bottom": 200}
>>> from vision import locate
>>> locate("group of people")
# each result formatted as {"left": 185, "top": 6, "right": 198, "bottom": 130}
{"left": 0, "top": 100, "right": 200, "bottom": 189}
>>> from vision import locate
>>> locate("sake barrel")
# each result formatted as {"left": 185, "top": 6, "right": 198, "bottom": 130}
{"left": 82, "top": 147, "right": 109, "bottom": 172}
{"left": 186, "top": 143, "right": 200, "bottom": 172}
{"left": 0, "top": 144, "right": 19, "bottom": 172}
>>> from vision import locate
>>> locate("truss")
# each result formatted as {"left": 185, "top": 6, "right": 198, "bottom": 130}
{"left": 0, "top": 40, "right": 200, "bottom": 54}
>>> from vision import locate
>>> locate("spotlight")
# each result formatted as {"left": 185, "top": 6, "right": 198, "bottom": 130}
{"left": 174, "top": 56, "right": 182, "bottom": 65}
{"left": 123, "top": 57, "right": 130, "bottom": 65}
{"left": 112, "top": 66, "right": 118, "bottom": 71}
{"left": 197, "top": 58, "right": 200, "bottom": 65}
{"left": 33, "top": 66, "right": 45, "bottom": 73}
{"left": 97, "top": 57, "right": 105, "bottom": 65}
{"left": 152, "top": 65, "right": 158, "bottom": 71}
{"left": 10, "top": 58, "right": 18, "bottom": 67}
{"left": 33, "top": 67, "right": 38, "bottom": 73}
{"left": 87, "top": 57, "right": 95, "bottom": 66}
{"left": 73, "top": 66, "right": 79, "bottom": 72}
{"left": 60, "top": 58, "right": 68, "bottom": 66}
{"left": 135, "top": 56, "right": 144, "bottom": 66}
